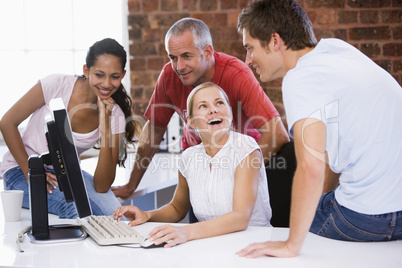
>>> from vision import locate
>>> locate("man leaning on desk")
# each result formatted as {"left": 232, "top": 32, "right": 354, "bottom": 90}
{"left": 111, "top": 17, "right": 289, "bottom": 199}
{"left": 236, "top": 0, "right": 402, "bottom": 259}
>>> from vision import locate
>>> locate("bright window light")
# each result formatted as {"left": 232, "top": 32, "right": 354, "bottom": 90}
{"left": 0, "top": 0, "right": 129, "bottom": 128}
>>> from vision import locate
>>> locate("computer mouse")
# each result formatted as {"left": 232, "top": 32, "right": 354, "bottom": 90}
{"left": 140, "top": 238, "right": 167, "bottom": 249}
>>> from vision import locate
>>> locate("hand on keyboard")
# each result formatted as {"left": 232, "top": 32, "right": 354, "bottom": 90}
{"left": 77, "top": 215, "right": 144, "bottom": 246}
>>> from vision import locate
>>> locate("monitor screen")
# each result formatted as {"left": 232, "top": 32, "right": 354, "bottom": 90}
{"left": 46, "top": 98, "right": 92, "bottom": 218}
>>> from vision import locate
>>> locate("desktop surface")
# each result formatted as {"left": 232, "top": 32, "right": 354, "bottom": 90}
{"left": 1, "top": 208, "right": 402, "bottom": 268}
{"left": 80, "top": 152, "right": 180, "bottom": 202}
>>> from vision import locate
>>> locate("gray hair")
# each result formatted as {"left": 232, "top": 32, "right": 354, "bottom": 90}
{"left": 165, "top": 18, "right": 213, "bottom": 52}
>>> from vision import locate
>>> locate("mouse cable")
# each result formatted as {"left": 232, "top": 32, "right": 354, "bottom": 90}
{"left": 16, "top": 225, "right": 31, "bottom": 253}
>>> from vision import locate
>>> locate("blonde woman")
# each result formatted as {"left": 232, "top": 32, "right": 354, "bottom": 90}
{"left": 114, "top": 82, "right": 271, "bottom": 247}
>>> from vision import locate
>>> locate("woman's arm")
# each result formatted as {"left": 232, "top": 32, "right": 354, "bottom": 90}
{"left": 92, "top": 132, "right": 121, "bottom": 192}
{"left": 0, "top": 82, "right": 46, "bottom": 181}
{"left": 148, "top": 150, "right": 262, "bottom": 247}
{"left": 93, "top": 98, "right": 121, "bottom": 192}
{"left": 114, "top": 170, "right": 191, "bottom": 224}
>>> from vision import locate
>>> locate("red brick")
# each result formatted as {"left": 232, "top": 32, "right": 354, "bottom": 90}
{"left": 130, "top": 43, "right": 158, "bottom": 56}
{"left": 192, "top": 13, "right": 227, "bottom": 26}
{"left": 209, "top": 27, "right": 222, "bottom": 41}
{"left": 239, "top": 0, "right": 249, "bottom": 9}
{"left": 374, "top": 60, "right": 392, "bottom": 72}
{"left": 157, "top": 43, "right": 166, "bottom": 56}
{"left": 143, "top": 0, "right": 159, "bottom": 12}
{"left": 394, "top": 26, "right": 402, "bottom": 39}
{"left": 131, "top": 71, "right": 153, "bottom": 86}
{"left": 132, "top": 101, "right": 148, "bottom": 115}
{"left": 183, "top": 0, "right": 198, "bottom": 11}
{"left": 306, "top": 0, "right": 346, "bottom": 8}
{"left": 161, "top": 0, "right": 178, "bottom": 11}
{"left": 221, "top": 0, "right": 238, "bottom": 10}
{"left": 333, "top": 29, "right": 348, "bottom": 40}
{"left": 383, "top": 43, "right": 402, "bottom": 56}
{"left": 264, "top": 88, "right": 283, "bottom": 104}
{"left": 230, "top": 42, "right": 246, "bottom": 60}
{"left": 360, "top": 43, "right": 381, "bottom": 57}
{"left": 349, "top": 26, "right": 391, "bottom": 40}
{"left": 395, "top": 75, "right": 402, "bottom": 86}
{"left": 213, "top": 42, "right": 232, "bottom": 55}
{"left": 273, "top": 103, "right": 285, "bottom": 117}
{"left": 154, "top": 14, "right": 189, "bottom": 29}
{"left": 130, "top": 57, "right": 146, "bottom": 71}
{"left": 262, "top": 78, "right": 283, "bottom": 89}
{"left": 212, "top": 26, "right": 239, "bottom": 41}
{"left": 338, "top": 11, "right": 358, "bottom": 24}
{"left": 144, "top": 85, "right": 156, "bottom": 99}
{"left": 317, "top": 11, "right": 336, "bottom": 25}
{"left": 129, "top": 28, "right": 142, "bottom": 40}
{"left": 393, "top": 0, "right": 402, "bottom": 7}
{"left": 200, "top": 0, "right": 218, "bottom": 11}
{"left": 143, "top": 29, "right": 161, "bottom": 42}
{"left": 132, "top": 87, "right": 144, "bottom": 99}
{"left": 128, "top": 15, "right": 150, "bottom": 29}
{"left": 314, "top": 28, "right": 347, "bottom": 40}
{"left": 360, "top": 10, "right": 379, "bottom": 24}
{"left": 307, "top": 11, "right": 318, "bottom": 24}
{"left": 382, "top": 10, "right": 402, "bottom": 23}
{"left": 228, "top": 11, "right": 241, "bottom": 27}
{"left": 347, "top": 0, "right": 391, "bottom": 8}
{"left": 128, "top": 0, "right": 140, "bottom": 13}
{"left": 147, "top": 57, "right": 166, "bottom": 70}
{"left": 393, "top": 60, "right": 402, "bottom": 72}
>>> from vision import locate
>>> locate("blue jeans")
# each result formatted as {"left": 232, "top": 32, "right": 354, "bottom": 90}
{"left": 3, "top": 166, "right": 122, "bottom": 219}
{"left": 310, "top": 191, "right": 402, "bottom": 241}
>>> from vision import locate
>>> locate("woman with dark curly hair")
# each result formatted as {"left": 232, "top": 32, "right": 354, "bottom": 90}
{"left": 0, "top": 38, "right": 140, "bottom": 218}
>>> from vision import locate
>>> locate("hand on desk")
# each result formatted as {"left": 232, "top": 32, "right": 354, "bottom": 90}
{"left": 236, "top": 240, "right": 298, "bottom": 258}
{"left": 146, "top": 225, "right": 188, "bottom": 248}
{"left": 114, "top": 205, "right": 187, "bottom": 248}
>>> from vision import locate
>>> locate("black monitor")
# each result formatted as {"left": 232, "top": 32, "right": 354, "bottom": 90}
{"left": 28, "top": 98, "right": 92, "bottom": 242}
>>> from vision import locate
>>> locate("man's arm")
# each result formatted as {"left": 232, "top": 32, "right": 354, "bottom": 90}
{"left": 237, "top": 118, "right": 326, "bottom": 258}
{"left": 286, "top": 118, "right": 326, "bottom": 254}
{"left": 111, "top": 121, "right": 167, "bottom": 199}
{"left": 257, "top": 116, "right": 290, "bottom": 164}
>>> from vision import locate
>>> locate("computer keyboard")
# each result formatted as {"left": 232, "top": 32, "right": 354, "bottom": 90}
{"left": 77, "top": 215, "right": 145, "bottom": 246}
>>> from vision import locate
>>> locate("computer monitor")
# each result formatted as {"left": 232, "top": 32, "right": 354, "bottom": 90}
{"left": 28, "top": 98, "right": 92, "bottom": 242}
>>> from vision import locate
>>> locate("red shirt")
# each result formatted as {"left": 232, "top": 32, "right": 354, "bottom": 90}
{"left": 144, "top": 52, "right": 279, "bottom": 150}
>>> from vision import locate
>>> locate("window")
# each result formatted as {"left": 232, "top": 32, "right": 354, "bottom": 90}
{"left": 0, "top": 0, "right": 129, "bottom": 126}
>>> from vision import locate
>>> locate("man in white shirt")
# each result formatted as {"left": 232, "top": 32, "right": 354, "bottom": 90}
{"left": 236, "top": 0, "right": 402, "bottom": 258}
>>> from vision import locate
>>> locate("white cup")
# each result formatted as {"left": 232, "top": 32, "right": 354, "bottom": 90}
{"left": 1, "top": 190, "right": 24, "bottom": 222}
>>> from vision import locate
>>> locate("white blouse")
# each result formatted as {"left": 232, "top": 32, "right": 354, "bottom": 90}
{"left": 178, "top": 131, "right": 272, "bottom": 227}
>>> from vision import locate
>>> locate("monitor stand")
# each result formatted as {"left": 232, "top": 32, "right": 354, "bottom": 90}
{"left": 27, "top": 155, "right": 87, "bottom": 243}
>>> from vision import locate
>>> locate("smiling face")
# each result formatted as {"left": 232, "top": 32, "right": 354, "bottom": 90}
{"left": 167, "top": 30, "right": 213, "bottom": 87}
{"left": 83, "top": 54, "right": 126, "bottom": 100}
{"left": 242, "top": 29, "right": 284, "bottom": 82}
{"left": 188, "top": 85, "right": 232, "bottom": 141}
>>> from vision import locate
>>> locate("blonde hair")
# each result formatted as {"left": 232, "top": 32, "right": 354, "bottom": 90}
{"left": 186, "top": 82, "right": 231, "bottom": 118}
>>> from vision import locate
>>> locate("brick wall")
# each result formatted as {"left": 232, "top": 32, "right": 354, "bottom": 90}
{"left": 127, "top": 0, "right": 402, "bottom": 117}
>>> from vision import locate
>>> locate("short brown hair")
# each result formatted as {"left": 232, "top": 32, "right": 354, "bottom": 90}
{"left": 237, "top": 0, "right": 317, "bottom": 50}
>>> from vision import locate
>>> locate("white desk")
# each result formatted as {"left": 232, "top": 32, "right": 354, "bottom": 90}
{"left": 1, "top": 208, "right": 402, "bottom": 268}
{"left": 80, "top": 152, "right": 180, "bottom": 208}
